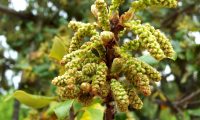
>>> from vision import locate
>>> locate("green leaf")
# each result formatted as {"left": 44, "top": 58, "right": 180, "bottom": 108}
{"left": 73, "top": 100, "right": 83, "bottom": 113}
{"left": 13, "top": 90, "right": 57, "bottom": 109}
{"left": 160, "top": 108, "right": 176, "bottom": 120}
{"left": 77, "top": 103, "right": 105, "bottom": 120}
{"left": 54, "top": 99, "right": 74, "bottom": 120}
{"left": 49, "top": 36, "right": 66, "bottom": 61}
{"left": 138, "top": 54, "right": 158, "bottom": 65}
{"left": 188, "top": 109, "right": 200, "bottom": 116}
{"left": 0, "top": 95, "right": 14, "bottom": 120}
{"left": 114, "top": 112, "right": 127, "bottom": 120}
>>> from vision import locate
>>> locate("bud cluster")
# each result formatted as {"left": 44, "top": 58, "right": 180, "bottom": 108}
{"left": 52, "top": 0, "right": 177, "bottom": 112}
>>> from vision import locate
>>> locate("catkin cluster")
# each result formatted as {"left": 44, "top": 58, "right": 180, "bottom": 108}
{"left": 52, "top": 0, "right": 177, "bottom": 112}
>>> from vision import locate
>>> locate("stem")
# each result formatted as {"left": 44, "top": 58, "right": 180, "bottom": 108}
{"left": 104, "top": 92, "right": 115, "bottom": 120}
{"left": 69, "top": 106, "right": 75, "bottom": 120}
{"left": 104, "top": 15, "right": 124, "bottom": 120}
{"left": 12, "top": 99, "right": 20, "bottom": 120}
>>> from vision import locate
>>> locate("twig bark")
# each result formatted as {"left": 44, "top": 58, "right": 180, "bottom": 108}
{"left": 161, "top": 4, "right": 195, "bottom": 27}
{"left": 69, "top": 106, "right": 75, "bottom": 120}
{"left": 104, "top": 14, "right": 124, "bottom": 120}
{"left": 0, "top": 4, "right": 36, "bottom": 21}
{"left": 174, "top": 89, "right": 200, "bottom": 107}
{"left": 0, "top": 4, "right": 56, "bottom": 26}
{"left": 12, "top": 99, "right": 20, "bottom": 120}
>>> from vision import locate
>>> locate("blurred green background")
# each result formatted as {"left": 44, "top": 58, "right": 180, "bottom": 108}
{"left": 0, "top": 0, "right": 200, "bottom": 120}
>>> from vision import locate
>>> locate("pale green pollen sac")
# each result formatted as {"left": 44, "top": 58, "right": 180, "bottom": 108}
{"left": 95, "top": 0, "right": 110, "bottom": 31}
{"left": 100, "top": 31, "right": 114, "bottom": 45}
{"left": 80, "top": 82, "right": 92, "bottom": 93}
{"left": 111, "top": 58, "right": 124, "bottom": 74}
{"left": 111, "top": 79, "right": 129, "bottom": 112}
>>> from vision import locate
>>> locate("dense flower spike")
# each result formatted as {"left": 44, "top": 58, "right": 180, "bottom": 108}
{"left": 144, "top": 23, "right": 175, "bottom": 59}
{"left": 95, "top": 0, "right": 110, "bottom": 31}
{"left": 109, "top": 0, "right": 125, "bottom": 17}
{"left": 131, "top": 0, "right": 177, "bottom": 11}
{"left": 125, "top": 20, "right": 166, "bottom": 60}
{"left": 123, "top": 56, "right": 162, "bottom": 82}
{"left": 111, "top": 79, "right": 129, "bottom": 112}
{"left": 68, "top": 21, "right": 86, "bottom": 31}
{"left": 91, "top": 62, "right": 108, "bottom": 97}
{"left": 52, "top": 0, "right": 176, "bottom": 111}
{"left": 121, "top": 39, "right": 141, "bottom": 51}
{"left": 69, "top": 23, "right": 98, "bottom": 52}
{"left": 82, "top": 63, "right": 98, "bottom": 76}
{"left": 128, "top": 88, "right": 143, "bottom": 109}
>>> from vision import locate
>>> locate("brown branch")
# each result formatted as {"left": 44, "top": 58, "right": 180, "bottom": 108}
{"left": 0, "top": 4, "right": 37, "bottom": 21}
{"left": 0, "top": 4, "right": 57, "bottom": 26}
{"left": 12, "top": 99, "right": 20, "bottom": 120}
{"left": 104, "top": 14, "right": 124, "bottom": 120}
{"left": 161, "top": 3, "right": 195, "bottom": 27}
{"left": 69, "top": 106, "right": 75, "bottom": 120}
{"left": 174, "top": 89, "right": 200, "bottom": 107}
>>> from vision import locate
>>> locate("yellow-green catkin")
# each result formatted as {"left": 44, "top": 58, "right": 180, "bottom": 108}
{"left": 133, "top": 73, "right": 151, "bottom": 96}
{"left": 131, "top": 0, "right": 177, "bottom": 11}
{"left": 69, "top": 23, "right": 98, "bottom": 52}
{"left": 124, "top": 57, "right": 161, "bottom": 82}
{"left": 128, "top": 88, "right": 143, "bottom": 109}
{"left": 109, "top": 0, "right": 125, "bottom": 17}
{"left": 89, "top": 34, "right": 106, "bottom": 58}
{"left": 91, "top": 62, "right": 108, "bottom": 97}
{"left": 140, "top": 61, "right": 161, "bottom": 82}
{"left": 58, "top": 85, "right": 80, "bottom": 99}
{"left": 121, "top": 39, "right": 141, "bottom": 51}
{"left": 52, "top": 74, "right": 70, "bottom": 87}
{"left": 123, "top": 58, "right": 151, "bottom": 96}
{"left": 61, "top": 42, "right": 100, "bottom": 65}
{"left": 145, "top": 23, "right": 175, "bottom": 59}
{"left": 95, "top": 0, "right": 110, "bottom": 31}
{"left": 111, "top": 79, "right": 129, "bottom": 112}
{"left": 82, "top": 63, "right": 98, "bottom": 76}
{"left": 127, "top": 20, "right": 166, "bottom": 60}
{"left": 68, "top": 21, "right": 86, "bottom": 31}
